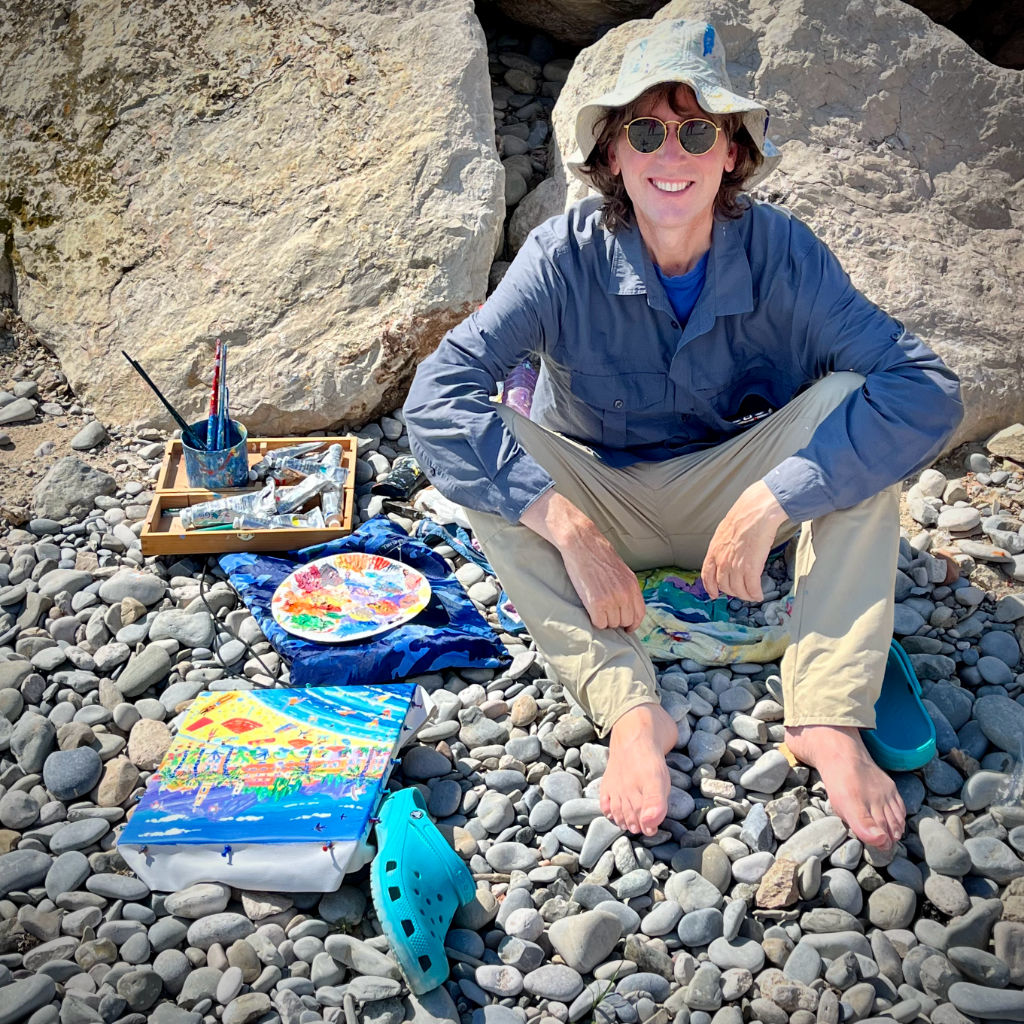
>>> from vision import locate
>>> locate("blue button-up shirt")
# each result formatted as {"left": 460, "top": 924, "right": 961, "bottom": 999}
{"left": 405, "top": 197, "right": 963, "bottom": 525}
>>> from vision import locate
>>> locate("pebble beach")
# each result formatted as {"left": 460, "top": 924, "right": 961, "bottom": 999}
{"left": 3, "top": 15, "right": 1024, "bottom": 1024}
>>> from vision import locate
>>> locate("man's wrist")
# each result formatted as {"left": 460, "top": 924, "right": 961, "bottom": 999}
{"left": 751, "top": 480, "right": 789, "bottom": 528}
{"left": 520, "top": 488, "right": 600, "bottom": 548}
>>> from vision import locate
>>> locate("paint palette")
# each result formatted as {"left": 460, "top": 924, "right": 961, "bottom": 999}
{"left": 271, "top": 552, "right": 431, "bottom": 643}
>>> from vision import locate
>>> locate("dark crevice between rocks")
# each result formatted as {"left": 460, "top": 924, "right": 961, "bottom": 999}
{"left": 909, "top": 0, "right": 1024, "bottom": 70}
{"left": 476, "top": 3, "right": 580, "bottom": 284}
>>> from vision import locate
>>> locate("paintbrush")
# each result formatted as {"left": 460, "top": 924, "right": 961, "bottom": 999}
{"left": 207, "top": 339, "right": 222, "bottom": 453}
{"left": 121, "top": 350, "right": 206, "bottom": 451}
{"left": 216, "top": 340, "right": 229, "bottom": 450}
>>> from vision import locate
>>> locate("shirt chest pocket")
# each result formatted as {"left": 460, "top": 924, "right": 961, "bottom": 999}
{"left": 693, "top": 359, "right": 799, "bottom": 425}
{"left": 570, "top": 370, "right": 668, "bottom": 449}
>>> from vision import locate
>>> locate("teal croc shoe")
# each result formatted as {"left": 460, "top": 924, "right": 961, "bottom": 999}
{"left": 370, "top": 786, "right": 476, "bottom": 995}
{"left": 863, "top": 640, "right": 936, "bottom": 772}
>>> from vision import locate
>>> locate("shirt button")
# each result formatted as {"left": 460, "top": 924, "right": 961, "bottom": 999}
{"left": 613, "top": 399, "right": 624, "bottom": 409}
{"left": 670, "top": 321, "right": 680, "bottom": 330}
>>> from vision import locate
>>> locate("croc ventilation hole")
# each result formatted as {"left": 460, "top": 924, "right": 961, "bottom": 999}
{"left": 419, "top": 955, "right": 432, "bottom": 973}
{"left": 402, "top": 919, "right": 415, "bottom": 937}
{"left": 385, "top": 860, "right": 397, "bottom": 871}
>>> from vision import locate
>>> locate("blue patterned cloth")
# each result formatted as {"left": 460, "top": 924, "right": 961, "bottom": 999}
{"left": 219, "top": 517, "right": 508, "bottom": 687}
{"left": 414, "top": 518, "right": 527, "bottom": 636}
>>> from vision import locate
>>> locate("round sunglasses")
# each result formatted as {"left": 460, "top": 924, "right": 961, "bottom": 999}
{"left": 623, "top": 116, "right": 721, "bottom": 156}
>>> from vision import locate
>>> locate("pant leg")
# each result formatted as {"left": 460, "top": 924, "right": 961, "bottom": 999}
{"left": 467, "top": 371, "right": 899, "bottom": 734}
{"left": 464, "top": 405, "right": 671, "bottom": 738}
{"left": 648, "top": 371, "right": 899, "bottom": 729}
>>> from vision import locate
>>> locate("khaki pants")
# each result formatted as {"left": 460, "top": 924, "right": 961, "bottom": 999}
{"left": 465, "top": 372, "right": 900, "bottom": 737}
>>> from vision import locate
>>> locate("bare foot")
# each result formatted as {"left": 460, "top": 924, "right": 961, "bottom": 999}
{"left": 784, "top": 724, "right": 906, "bottom": 850}
{"left": 600, "top": 703, "right": 678, "bottom": 836}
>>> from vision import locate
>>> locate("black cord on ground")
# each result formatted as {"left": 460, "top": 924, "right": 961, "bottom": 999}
{"left": 197, "top": 556, "right": 280, "bottom": 681}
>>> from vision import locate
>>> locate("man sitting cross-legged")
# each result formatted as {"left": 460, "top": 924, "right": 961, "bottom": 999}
{"left": 405, "top": 18, "right": 962, "bottom": 849}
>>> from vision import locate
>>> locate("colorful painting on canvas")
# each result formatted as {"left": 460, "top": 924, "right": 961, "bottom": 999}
{"left": 119, "top": 685, "right": 416, "bottom": 846}
{"left": 271, "top": 552, "right": 431, "bottom": 643}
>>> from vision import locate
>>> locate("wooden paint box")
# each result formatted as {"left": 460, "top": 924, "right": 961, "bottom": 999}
{"left": 140, "top": 435, "right": 357, "bottom": 556}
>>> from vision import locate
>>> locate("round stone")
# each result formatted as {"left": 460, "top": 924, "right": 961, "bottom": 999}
{"left": 484, "top": 842, "right": 540, "bottom": 873}
{"left": 523, "top": 964, "right": 585, "bottom": 1002}
{"left": 867, "top": 883, "right": 917, "bottom": 929}
{"left": 42, "top": 746, "right": 103, "bottom": 800}
{"left": 0, "top": 789, "right": 40, "bottom": 829}
{"left": 707, "top": 937, "right": 766, "bottom": 973}
{"left": 98, "top": 570, "right": 166, "bottom": 606}
{"left": 50, "top": 817, "right": 110, "bottom": 854}
{"left": 86, "top": 873, "right": 151, "bottom": 900}
{"left": 678, "top": 907, "right": 723, "bottom": 946}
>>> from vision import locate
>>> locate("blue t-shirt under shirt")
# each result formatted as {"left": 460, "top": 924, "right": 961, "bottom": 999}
{"left": 655, "top": 250, "right": 709, "bottom": 324}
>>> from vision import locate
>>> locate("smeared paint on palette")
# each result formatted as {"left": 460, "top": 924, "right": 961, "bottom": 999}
{"left": 271, "top": 552, "right": 431, "bottom": 642}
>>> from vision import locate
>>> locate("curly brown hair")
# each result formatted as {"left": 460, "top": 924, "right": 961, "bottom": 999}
{"left": 579, "top": 83, "right": 764, "bottom": 233}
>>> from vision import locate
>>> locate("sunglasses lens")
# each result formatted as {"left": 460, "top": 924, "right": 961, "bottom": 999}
{"left": 627, "top": 118, "right": 667, "bottom": 154}
{"left": 680, "top": 120, "right": 717, "bottom": 155}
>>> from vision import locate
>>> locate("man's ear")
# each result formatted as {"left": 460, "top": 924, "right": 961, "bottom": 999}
{"left": 607, "top": 139, "right": 620, "bottom": 176}
{"left": 724, "top": 140, "right": 738, "bottom": 174}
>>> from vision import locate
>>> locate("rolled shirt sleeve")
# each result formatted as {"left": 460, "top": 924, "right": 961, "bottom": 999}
{"left": 761, "top": 219, "right": 964, "bottom": 523}
{"left": 404, "top": 228, "right": 566, "bottom": 522}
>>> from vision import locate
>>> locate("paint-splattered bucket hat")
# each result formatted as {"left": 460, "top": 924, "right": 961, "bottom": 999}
{"left": 567, "top": 19, "right": 782, "bottom": 190}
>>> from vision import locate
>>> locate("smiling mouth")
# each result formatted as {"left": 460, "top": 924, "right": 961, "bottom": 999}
{"left": 650, "top": 179, "right": 693, "bottom": 193}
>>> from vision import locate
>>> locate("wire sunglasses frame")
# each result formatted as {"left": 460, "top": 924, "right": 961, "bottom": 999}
{"left": 623, "top": 116, "right": 721, "bottom": 156}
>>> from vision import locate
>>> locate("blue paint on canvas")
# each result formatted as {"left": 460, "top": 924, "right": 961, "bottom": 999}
{"left": 119, "top": 685, "right": 416, "bottom": 846}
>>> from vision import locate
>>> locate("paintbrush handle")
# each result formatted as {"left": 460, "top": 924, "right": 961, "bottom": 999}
{"left": 121, "top": 350, "right": 206, "bottom": 451}
{"left": 217, "top": 341, "right": 229, "bottom": 450}
{"left": 207, "top": 340, "right": 221, "bottom": 451}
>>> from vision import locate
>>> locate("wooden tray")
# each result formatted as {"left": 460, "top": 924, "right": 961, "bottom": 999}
{"left": 141, "top": 435, "right": 357, "bottom": 556}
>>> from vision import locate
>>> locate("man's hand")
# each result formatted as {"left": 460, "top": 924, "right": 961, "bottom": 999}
{"left": 702, "top": 480, "right": 789, "bottom": 602}
{"left": 520, "top": 490, "right": 646, "bottom": 632}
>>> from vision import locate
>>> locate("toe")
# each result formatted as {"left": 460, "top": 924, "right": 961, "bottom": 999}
{"left": 638, "top": 781, "right": 667, "bottom": 835}
{"left": 847, "top": 805, "right": 889, "bottom": 850}
{"left": 883, "top": 800, "right": 905, "bottom": 843}
{"left": 622, "top": 792, "right": 642, "bottom": 835}
{"left": 608, "top": 792, "right": 626, "bottom": 830}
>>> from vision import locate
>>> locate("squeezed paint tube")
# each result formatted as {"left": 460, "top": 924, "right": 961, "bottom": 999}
{"left": 270, "top": 456, "right": 348, "bottom": 486}
{"left": 232, "top": 507, "right": 326, "bottom": 530}
{"left": 250, "top": 442, "right": 328, "bottom": 478}
{"left": 320, "top": 444, "right": 344, "bottom": 527}
{"left": 179, "top": 483, "right": 275, "bottom": 530}
{"left": 275, "top": 473, "right": 331, "bottom": 513}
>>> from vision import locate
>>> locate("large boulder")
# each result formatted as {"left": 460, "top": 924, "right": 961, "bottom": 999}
{"left": 0, "top": 0, "right": 503, "bottom": 434}
{"left": 551, "top": 0, "right": 1024, "bottom": 445}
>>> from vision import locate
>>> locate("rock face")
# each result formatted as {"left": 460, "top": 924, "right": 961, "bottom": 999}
{"left": 0, "top": 0, "right": 503, "bottom": 434}
{"left": 551, "top": 0, "right": 1024, "bottom": 445}
{"left": 482, "top": 0, "right": 664, "bottom": 45}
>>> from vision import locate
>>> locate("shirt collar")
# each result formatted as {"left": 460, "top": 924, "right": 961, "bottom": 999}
{"left": 606, "top": 208, "right": 755, "bottom": 322}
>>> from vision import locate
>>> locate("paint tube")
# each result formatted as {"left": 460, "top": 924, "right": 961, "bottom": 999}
{"left": 232, "top": 508, "right": 325, "bottom": 530}
{"left": 270, "top": 456, "right": 348, "bottom": 486}
{"left": 178, "top": 483, "right": 275, "bottom": 530}
{"left": 250, "top": 441, "right": 328, "bottom": 478}
{"left": 320, "top": 444, "right": 345, "bottom": 527}
{"left": 274, "top": 473, "right": 331, "bottom": 513}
